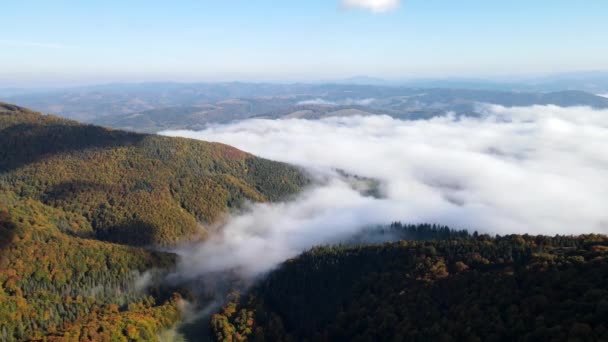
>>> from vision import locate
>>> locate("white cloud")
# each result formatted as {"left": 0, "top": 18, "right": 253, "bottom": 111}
{"left": 342, "top": 0, "right": 401, "bottom": 13}
{"left": 297, "top": 98, "right": 336, "bottom": 106}
{"left": 163, "top": 105, "right": 608, "bottom": 279}
{"left": 597, "top": 93, "right": 608, "bottom": 99}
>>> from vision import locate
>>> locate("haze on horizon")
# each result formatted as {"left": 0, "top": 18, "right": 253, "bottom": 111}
{"left": 2, "top": 0, "right": 608, "bottom": 87}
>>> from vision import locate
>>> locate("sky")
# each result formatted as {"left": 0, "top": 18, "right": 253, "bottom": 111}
{"left": 2, "top": 0, "right": 608, "bottom": 86}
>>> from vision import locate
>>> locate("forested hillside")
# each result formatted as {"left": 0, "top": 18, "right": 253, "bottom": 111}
{"left": 0, "top": 102, "right": 308, "bottom": 246}
{"left": 0, "top": 102, "right": 308, "bottom": 340}
{"left": 212, "top": 224, "right": 608, "bottom": 342}
{"left": 0, "top": 189, "right": 181, "bottom": 340}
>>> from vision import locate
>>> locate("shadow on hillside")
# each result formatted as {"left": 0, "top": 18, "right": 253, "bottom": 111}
{"left": 42, "top": 181, "right": 160, "bottom": 246}
{"left": 0, "top": 123, "right": 145, "bottom": 172}
{"left": 42, "top": 181, "right": 157, "bottom": 246}
{"left": 0, "top": 209, "right": 16, "bottom": 257}
{"left": 42, "top": 180, "right": 122, "bottom": 203}
{"left": 95, "top": 221, "right": 159, "bottom": 247}
{"left": 43, "top": 181, "right": 157, "bottom": 246}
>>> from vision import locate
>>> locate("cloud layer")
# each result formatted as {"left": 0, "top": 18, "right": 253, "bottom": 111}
{"left": 341, "top": 0, "right": 400, "bottom": 13}
{"left": 163, "top": 105, "right": 608, "bottom": 278}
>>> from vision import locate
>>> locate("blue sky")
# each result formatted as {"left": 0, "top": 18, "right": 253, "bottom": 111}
{"left": 2, "top": 0, "right": 608, "bottom": 86}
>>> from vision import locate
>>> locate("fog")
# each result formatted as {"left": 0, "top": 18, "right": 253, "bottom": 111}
{"left": 162, "top": 104, "right": 608, "bottom": 278}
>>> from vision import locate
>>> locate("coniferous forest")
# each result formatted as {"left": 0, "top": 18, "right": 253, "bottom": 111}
{"left": 211, "top": 225, "right": 608, "bottom": 342}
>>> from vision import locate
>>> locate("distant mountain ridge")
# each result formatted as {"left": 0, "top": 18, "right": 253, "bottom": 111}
{"left": 5, "top": 83, "right": 608, "bottom": 130}
{"left": 6, "top": 85, "right": 603, "bottom": 133}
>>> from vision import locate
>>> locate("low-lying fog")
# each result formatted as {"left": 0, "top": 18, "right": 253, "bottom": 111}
{"left": 162, "top": 104, "right": 608, "bottom": 279}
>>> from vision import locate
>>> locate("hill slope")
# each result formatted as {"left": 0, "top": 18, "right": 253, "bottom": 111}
{"left": 211, "top": 225, "right": 608, "bottom": 341}
{"left": 0, "top": 102, "right": 308, "bottom": 340}
{"left": 0, "top": 102, "right": 308, "bottom": 246}
{"left": 0, "top": 189, "right": 181, "bottom": 341}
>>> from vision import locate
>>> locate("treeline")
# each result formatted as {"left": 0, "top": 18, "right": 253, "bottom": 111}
{"left": 211, "top": 225, "right": 608, "bottom": 341}
{"left": 345, "top": 222, "right": 471, "bottom": 245}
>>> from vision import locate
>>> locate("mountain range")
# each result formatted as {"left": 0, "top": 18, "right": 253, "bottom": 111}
{"left": 3, "top": 84, "right": 608, "bottom": 133}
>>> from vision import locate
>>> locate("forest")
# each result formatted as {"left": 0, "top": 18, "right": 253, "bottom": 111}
{"left": 0, "top": 102, "right": 308, "bottom": 246}
{"left": 211, "top": 224, "right": 608, "bottom": 342}
{"left": 0, "top": 102, "right": 308, "bottom": 340}
{"left": 0, "top": 188, "right": 181, "bottom": 340}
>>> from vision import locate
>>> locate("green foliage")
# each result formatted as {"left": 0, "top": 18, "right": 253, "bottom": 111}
{"left": 212, "top": 226, "right": 608, "bottom": 341}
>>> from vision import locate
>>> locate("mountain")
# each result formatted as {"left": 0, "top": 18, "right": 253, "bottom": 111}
{"left": 29, "top": 86, "right": 606, "bottom": 133}
{"left": 92, "top": 95, "right": 297, "bottom": 133}
{"left": 96, "top": 104, "right": 387, "bottom": 133}
{"left": 511, "top": 71, "right": 608, "bottom": 93}
{"left": 6, "top": 83, "right": 608, "bottom": 133}
{"left": 2, "top": 82, "right": 318, "bottom": 121}
{"left": 332, "top": 76, "right": 390, "bottom": 85}
{"left": 0, "top": 102, "right": 308, "bottom": 340}
{"left": 210, "top": 224, "right": 608, "bottom": 341}
{"left": 93, "top": 105, "right": 216, "bottom": 133}
{"left": 256, "top": 89, "right": 608, "bottom": 122}
{"left": 0, "top": 102, "right": 307, "bottom": 246}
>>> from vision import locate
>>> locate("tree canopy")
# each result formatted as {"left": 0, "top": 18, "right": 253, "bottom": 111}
{"left": 211, "top": 225, "right": 608, "bottom": 342}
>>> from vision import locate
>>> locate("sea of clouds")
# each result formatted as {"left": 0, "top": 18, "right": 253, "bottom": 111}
{"left": 162, "top": 104, "right": 608, "bottom": 278}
